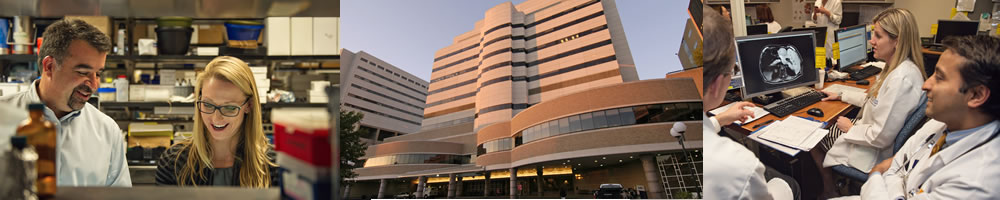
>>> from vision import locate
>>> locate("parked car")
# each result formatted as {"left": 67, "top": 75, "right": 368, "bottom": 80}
{"left": 393, "top": 192, "right": 413, "bottom": 199}
{"left": 594, "top": 183, "right": 624, "bottom": 199}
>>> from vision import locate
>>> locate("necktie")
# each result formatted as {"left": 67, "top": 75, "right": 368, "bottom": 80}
{"left": 929, "top": 131, "right": 949, "bottom": 156}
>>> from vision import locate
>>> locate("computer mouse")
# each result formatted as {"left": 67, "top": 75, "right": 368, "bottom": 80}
{"left": 856, "top": 79, "right": 870, "bottom": 85}
{"left": 807, "top": 108, "right": 824, "bottom": 117}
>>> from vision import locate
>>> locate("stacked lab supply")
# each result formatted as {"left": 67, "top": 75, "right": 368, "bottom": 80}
{"left": 250, "top": 66, "right": 269, "bottom": 103}
{"left": 308, "top": 81, "right": 330, "bottom": 103}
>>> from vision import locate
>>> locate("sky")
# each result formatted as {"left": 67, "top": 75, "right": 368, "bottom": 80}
{"left": 341, "top": 0, "right": 692, "bottom": 82}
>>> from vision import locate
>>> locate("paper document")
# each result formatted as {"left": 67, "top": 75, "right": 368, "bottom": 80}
{"left": 750, "top": 123, "right": 802, "bottom": 156}
{"left": 756, "top": 116, "right": 825, "bottom": 149}
{"left": 823, "top": 84, "right": 866, "bottom": 95}
{"left": 862, "top": 61, "right": 886, "bottom": 69}
{"left": 709, "top": 102, "right": 770, "bottom": 125}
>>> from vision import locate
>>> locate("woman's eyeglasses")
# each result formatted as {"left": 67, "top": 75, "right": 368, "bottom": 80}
{"left": 197, "top": 96, "right": 251, "bottom": 117}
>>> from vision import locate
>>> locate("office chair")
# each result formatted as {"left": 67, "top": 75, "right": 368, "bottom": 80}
{"left": 831, "top": 92, "right": 928, "bottom": 182}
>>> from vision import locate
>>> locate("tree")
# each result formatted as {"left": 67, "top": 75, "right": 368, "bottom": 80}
{"left": 340, "top": 110, "right": 369, "bottom": 186}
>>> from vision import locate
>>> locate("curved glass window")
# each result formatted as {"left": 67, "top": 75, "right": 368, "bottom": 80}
{"left": 514, "top": 102, "right": 702, "bottom": 147}
{"left": 476, "top": 138, "right": 513, "bottom": 156}
{"left": 363, "top": 154, "right": 471, "bottom": 167}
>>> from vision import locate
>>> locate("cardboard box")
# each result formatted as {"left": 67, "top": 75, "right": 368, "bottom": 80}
{"left": 267, "top": 17, "right": 291, "bottom": 56}
{"left": 128, "top": 136, "right": 171, "bottom": 148}
{"left": 127, "top": 122, "right": 173, "bottom": 148}
{"left": 319, "top": 61, "right": 339, "bottom": 69}
{"left": 311, "top": 17, "right": 338, "bottom": 55}
{"left": 65, "top": 16, "right": 111, "bottom": 38}
{"left": 294, "top": 62, "right": 320, "bottom": 69}
{"left": 195, "top": 24, "right": 225, "bottom": 45}
{"left": 290, "top": 17, "right": 313, "bottom": 55}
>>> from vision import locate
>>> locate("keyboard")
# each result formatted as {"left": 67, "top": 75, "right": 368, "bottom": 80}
{"left": 850, "top": 65, "right": 882, "bottom": 81}
{"left": 763, "top": 90, "right": 826, "bottom": 118}
{"left": 924, "top": 44, "right": 946, "bottom": 52}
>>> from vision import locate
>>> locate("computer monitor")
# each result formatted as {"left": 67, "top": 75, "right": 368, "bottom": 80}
{"left": 747, "top": 24, "right": 767, "bottom": 35}
{"left": 791, "top": 26, "right": 827, "bottom": 47}
{"left": 836, "top": 24, "right": 868, "bottom": 68}
{"left": 841, "top": 12, "right": 860, "bottom": 27}
{"left": 935, "top": 20, "right": 979, "bottom": 44}
{"left": 736, "top": 31, "right": 819, "bottom": 99}
{"left": 747, "top": 24, "right": 768, "bottom": 35}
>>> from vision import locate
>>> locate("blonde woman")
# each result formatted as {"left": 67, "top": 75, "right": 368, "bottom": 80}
{"left": 155, "top": 56, "right": 278, "bottom": 187}
{"left": 813, "top": 8, "right": 926, "bottom": 197}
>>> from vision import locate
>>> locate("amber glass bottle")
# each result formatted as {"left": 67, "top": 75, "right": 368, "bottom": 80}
{"left": 17, "top": 103, "right": 57, "bottom": 197}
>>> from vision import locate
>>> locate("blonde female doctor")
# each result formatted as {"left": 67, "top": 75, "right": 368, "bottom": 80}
{"left": 814, "top": 8, "right": 926, "bottom": 197}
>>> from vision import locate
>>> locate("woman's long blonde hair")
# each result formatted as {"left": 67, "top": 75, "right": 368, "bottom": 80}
{"left": 176, "top": 56, "right": 275, "bottom": 188}
{"left": 868, "top": 8, "right": 926, "bottom": 98}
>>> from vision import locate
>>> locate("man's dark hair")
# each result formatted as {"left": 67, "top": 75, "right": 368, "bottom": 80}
{"left": 38, "top": 19, "right": 112, "bottom": 66}
{"left": 702, "top": 6, "right": 736, "bottom": 93}
{"left": 942, "top": 35, "right": 1000, "bottom": 119}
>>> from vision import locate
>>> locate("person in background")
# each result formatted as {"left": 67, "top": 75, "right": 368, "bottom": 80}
{"left": 815, "top": 8, "right": 926, "bottom": 198}
{"left": 757, "top": 4, "right": 781, "bottom": 34}
{"left": 835, "top": 35, "right": 1000, "bottom": 200}
{"left": 0, "top": 19, "right": 131, "bottom": 187}
{"left": 155, "top": 56, "right": 278, "bottom": 187}
{"left": 702, "top": 6, "right": 796, "bottom": 200}
{"left": 806, "top": 0, "right": 842, "bottom": 61}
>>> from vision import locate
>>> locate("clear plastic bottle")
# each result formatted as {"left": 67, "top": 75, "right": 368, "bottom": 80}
{"left": 117, "top": 23, "right": 127, "bottom": 56}
{"left": 113, "top": 75, "right": 129, "bottom": 102}
{"left": 8, "top": 135, "right": 38, "bottom": 200}
{"left": 16, "top": 103, "right": 56, "bottom": 198}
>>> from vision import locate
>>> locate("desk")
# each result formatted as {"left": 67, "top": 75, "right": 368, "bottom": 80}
{"left": 731, "top": 74, "right": 876, "bottom": 134}
{"left": 53, "top": 186, "right": 280, "bottom": 200}
{"left": 720, "top": 67, "right": 877, "bottom": 200}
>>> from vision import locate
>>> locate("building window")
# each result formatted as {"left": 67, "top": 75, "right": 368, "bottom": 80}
{"left": 558, "top": 117, "right": 569, "bottom": 134}
{"left": 581, "top": 113, "right": 593, "bottom": 130}
{"left": 363, "top": 154, "right": 471, "bottom": 167}
{"left": 606, "top": 109, "right": 621, "bottom": 127}
{"left": 548, "top": 120, "right": 559, "bottom": 137}
{"left": 593, "top": 110, "right": 607, "bottom": 129}
{"left": 377, "top": 130, "right": 397, "bottom": 141}
{"left": 477, "top": 138, "right": 513, "bottom": 156}
{"left": 568, "top": 115, "right": 581, "bottom": 132}
{"left": 514, "top": 102, "right": 703, "bottom": 146}
{"left": 620, "top": 107, "right": 636, "bottom": 125}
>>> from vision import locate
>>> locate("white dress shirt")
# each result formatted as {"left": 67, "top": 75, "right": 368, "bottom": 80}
{"left": 0, "top": 80, "right": 132, "bottom": 187}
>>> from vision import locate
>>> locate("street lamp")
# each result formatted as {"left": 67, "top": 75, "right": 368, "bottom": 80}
{"left": 670, "top": 122, "right": 701, "bottom": 196}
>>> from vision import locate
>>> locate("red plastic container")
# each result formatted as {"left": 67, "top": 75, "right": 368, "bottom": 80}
{"left": 273, "top": 123, "right": 331, "bottom": 167}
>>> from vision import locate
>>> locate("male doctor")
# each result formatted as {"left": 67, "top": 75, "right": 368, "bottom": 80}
{"left": 852, "top": 35, "right": 1000, "bottom": 199}
{"left": 702, "top": 6, "right": 796, "bottom": 200}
